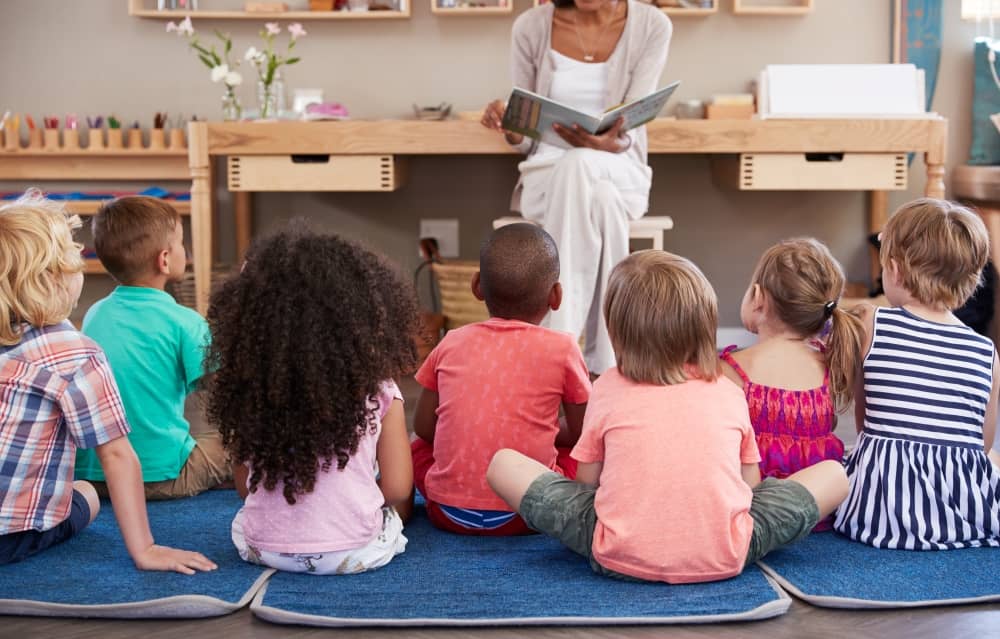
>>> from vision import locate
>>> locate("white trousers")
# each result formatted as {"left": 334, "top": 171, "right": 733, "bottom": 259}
{"left": 231, "top": 506, "right": 407, "bottom": 575}
{"left": 519, "top": 147, "right": 652, "bottom": 374}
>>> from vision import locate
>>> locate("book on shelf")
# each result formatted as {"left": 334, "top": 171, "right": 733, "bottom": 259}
{"left": 501, "top": 80, "right": 680, "bottom": 148}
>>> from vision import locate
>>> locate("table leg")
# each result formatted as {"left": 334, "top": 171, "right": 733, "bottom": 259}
{"left": 188, "top": 121, "right": 213, "bottom": 315}
{"left": 234, "top": 191, "right": 253, "bottom": 260}
{"left": 868, "top": 190, "right": 888, "bottom": 293}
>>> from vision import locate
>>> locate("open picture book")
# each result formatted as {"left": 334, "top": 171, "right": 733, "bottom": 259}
{"left": 501, "top": 81, "right": 680, "bottom": 149}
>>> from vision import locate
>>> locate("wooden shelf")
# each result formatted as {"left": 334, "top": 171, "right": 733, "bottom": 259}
{"left": 732, "top": 0, "right": 812, "bottom": 15}
{"left": 531, "top": 0, "right": 716, "bottom": 16}
{"left": 431, "top": 3, "right": 512, "bottom": 14}
{"left": 128, "top": 0, "right": 410, "bottom": 19}
{"left": 64, "top": 200, "right": 191, "bottom": 216}
{"left": 83, "top": 258, "right": 107, "bottom": 275}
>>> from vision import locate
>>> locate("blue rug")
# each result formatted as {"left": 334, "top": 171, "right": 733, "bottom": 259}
{"left": 0, "top": 491, "right": 271, "bottom": 618}
{"left": 758, "top": 531, "right": 1000, "bottom": 609}
{"left": 251, "top": 507, "right": 790, "bottom": 627}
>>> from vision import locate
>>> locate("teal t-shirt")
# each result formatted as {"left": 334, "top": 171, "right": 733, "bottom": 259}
{"left": 75, "top": 286, "right": 210, "bottom": 482}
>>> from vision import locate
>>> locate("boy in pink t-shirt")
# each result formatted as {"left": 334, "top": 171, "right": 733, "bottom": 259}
{"left": 487, "top": 251, "right": 849, "bottom": 583}
{"left": 411, "top": 223, "right": 591, "bottom": 535}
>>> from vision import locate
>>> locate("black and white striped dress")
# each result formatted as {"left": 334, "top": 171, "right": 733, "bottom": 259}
{"left": 834, "top": 307, "right": 1000, "bottom": 549}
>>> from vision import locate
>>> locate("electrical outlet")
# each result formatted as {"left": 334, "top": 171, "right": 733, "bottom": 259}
{"left": 419, "top": 219, "right": 459, "bottom": 258}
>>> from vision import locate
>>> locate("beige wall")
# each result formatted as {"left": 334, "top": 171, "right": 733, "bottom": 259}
{"left": 0, "top": 0, "right": 982, "bottom": 324}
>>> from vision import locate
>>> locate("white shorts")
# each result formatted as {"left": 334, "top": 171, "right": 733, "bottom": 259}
{"left": 231, "top": 506, "right": 407, "bottom": 575}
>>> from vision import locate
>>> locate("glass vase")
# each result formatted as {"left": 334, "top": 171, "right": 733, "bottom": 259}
{"left": 256, "top": 71, "right": 285, "bottom": 120}
{"left": 221, "top": 86, "right": 242, "bottom": 121}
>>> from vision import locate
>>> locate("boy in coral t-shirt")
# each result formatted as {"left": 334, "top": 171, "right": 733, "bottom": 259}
{"left": 411, "top": 223, "right": 591, "bottom": 535}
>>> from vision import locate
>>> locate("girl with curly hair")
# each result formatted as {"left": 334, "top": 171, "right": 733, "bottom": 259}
{"left": 207, "top": 228, "right": 418, "bottom": 575}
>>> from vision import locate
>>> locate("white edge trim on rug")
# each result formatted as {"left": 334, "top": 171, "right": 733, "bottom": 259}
{"left": 0, "top": 569, "right": 274, "bottom": 619}
{"left": 248, "top": 575, "right": 791, "bottom": 627}
{"left": 757, "top": 561, "right": 1000, "bottom": 609}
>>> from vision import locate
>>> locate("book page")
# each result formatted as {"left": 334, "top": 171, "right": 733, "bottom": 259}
{"left": 598, "top": 81, "right": 681, "bottom": 132}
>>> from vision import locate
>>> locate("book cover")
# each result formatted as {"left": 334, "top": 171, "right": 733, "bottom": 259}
{"left": 501, "top": 81, "right": 680, "bottom": 148}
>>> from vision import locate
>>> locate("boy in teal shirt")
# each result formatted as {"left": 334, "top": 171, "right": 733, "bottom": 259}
{"left": 75, "top": 197, "right": 230, "bottom": 499}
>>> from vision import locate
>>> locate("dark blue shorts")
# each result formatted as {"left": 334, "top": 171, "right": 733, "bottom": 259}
{"left": 0, "top": 489, "right": 92, "bottom": 564}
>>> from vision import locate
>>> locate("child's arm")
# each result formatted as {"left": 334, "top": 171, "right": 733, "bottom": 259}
{"left": 575, "top": 461, "right": 603, "bottom": 487}
{"left": 96, "top": 437, "right": 217, "bottom": 574}
{"left": 376, "top": 398, "right": 413, "bottom": 508}
{"left": 555, "top": 402, "right": 587, "bottom": 448}
{"left": 741, "top": 463, "right": 761, "bottom": 489}
{"left": 983, "top": 350, "right": 1000, "bottom": 453}
{"left": 412, "top": 389, "right": 439, "bottom": 443}
{"left": 233, "top": 462, "right": 250, "bottom": 500}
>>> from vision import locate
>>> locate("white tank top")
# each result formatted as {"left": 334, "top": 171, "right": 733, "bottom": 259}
{"left": 533, "top": 49, "right": 610, "bottom": 160}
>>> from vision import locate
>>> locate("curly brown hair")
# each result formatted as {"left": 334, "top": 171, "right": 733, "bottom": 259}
{"left": 205, "top": 227, "right": 420, "bottom": 505}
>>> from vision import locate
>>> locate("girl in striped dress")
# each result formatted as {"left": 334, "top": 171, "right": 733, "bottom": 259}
{"left": 835, "top": 199, "right": 1000, "bottom": 550}
{"left": 721, "top": 239, "right": 865, "bottom": 530}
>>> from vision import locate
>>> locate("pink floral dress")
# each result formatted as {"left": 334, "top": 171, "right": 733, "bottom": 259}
{"left": 720, "top": 345, "right": 845, "bottom": 531}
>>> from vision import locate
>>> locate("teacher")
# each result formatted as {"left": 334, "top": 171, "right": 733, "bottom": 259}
{"left": 482, "top": 0, "right": 672, "bottom": 376}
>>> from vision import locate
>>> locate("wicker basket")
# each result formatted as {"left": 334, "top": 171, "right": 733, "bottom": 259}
{"left": 430, "top": 261, "right": 489, "bottom": 330}
{"left": 167, "top": 267, "right": 234, "bottom": 311}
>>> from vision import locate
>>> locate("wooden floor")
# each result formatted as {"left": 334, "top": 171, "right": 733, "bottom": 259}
{"left": 4, "top": 600, "right": 1000, "bottom": 639}
{"left": 5, "top": 381, "right": 999, "bottom": 638}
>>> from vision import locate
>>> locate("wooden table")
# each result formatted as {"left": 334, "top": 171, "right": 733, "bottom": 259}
{"left": 187, "top": 117, "right": 948, "bottom": 313}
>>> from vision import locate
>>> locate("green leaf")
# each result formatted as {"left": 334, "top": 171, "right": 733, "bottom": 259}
{"left": 198, "top": 54, "right": 213, "bottom": 68}
{"left": 286, "top": 57, "right": 300, "bottom": 65}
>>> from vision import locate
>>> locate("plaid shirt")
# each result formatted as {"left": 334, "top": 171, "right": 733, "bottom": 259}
{"left": 0, "top": 321, "right": 130, "bottom": 535}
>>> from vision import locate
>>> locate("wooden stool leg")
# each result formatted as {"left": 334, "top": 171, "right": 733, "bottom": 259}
{"left": 868, "top": 190, "right": 889, "bottom": 294}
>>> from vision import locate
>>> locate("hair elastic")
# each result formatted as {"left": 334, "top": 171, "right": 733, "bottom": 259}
{"left": 823, "top": 300, "right": 837, "bottom": 318}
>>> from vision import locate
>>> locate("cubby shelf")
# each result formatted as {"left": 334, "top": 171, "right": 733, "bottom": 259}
{"left": 531, "top": 0, "right": 717, "bottom": 17}
{"left": 127, "top": 0, "right": 411, "bottom": 19}
{"left": 732, "top": 0, "right": 812, "bottom": 15}
{"left": 431, "top": 3, "right": 513, "bottom": 15}
{"left": 65, "top": 200, "right": 192, "bottom": 216}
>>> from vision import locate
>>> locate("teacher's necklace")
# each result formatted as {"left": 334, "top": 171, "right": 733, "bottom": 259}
{"left": 573, "top": 0, "right": 619, "bottom": 63}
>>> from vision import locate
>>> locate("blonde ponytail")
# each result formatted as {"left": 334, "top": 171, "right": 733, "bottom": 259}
{"left": 824, "top": 304, "right": 865, "bottom": 414}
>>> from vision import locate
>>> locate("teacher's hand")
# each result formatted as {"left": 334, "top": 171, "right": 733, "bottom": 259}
{"left": 481, "top": 99, "right": 524, "bottom": 146}
{"left": 554, "top": 117, "right": 629, "bottom": 153}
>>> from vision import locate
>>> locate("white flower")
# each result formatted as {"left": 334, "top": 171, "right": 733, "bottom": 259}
{"left": 210, "top": 64, "right": 229, "bottom": 83}
{"left": 225, "top": 71, "right": 243, "bottom": 87}
{"left": 177, "top": 16, "right": 194, "bottom": 36}
{"left": 265, "top": 22, "right": 281, "bottom": 36}
{"left": 288, "top": 23, "right": 307, "bottom": 39}
{"left": 166, "top": 21, "right": 178, "bottom": 33}
{"left": 244, "top": 46, "right": 260, "bottom": 62}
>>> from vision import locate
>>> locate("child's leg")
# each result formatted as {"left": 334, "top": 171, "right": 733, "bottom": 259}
{"left": 786, "top": 460, "right": 849, "bottom": 519}
{"left": 74, "top": 480, "right": 101, "bottom": 526}
{"left": 144, "top": 432, "right": 232, "bottom": 500}
{"left": 487, "top": 449, "right": 553, "bottom": 512}
{"left": 743, "top": 460, "right": 848, "bottom": 567}
{"left": 0, "top": 484, "right": 98, "bottom": 564}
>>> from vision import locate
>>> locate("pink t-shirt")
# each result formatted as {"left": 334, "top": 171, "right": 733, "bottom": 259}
{"left": 416, "top": 318, "right": 591, "bottom": 510}
{"left": 572, "top": 369, "right": 761, "bottom": 584}
{"left": 241, "top": 380, "right": 402, "bottom": 554}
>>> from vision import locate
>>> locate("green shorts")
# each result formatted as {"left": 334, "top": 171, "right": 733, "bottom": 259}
{"left": 519, "top": 472, "right": 819, "bottom": 580}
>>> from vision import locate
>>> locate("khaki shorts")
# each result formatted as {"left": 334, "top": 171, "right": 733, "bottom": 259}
{"left": 93, "top": 431, "right": 231, "bottom": 501}
{"left": 519, "top": 473, "right": 819, "bottom": 581}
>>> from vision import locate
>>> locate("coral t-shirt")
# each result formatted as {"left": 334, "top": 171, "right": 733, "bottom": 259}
{"left": 572, "top": 369, "right": 760, "bottom": 584}
{"left": 416, "top": 318, "right": 591, "bottom": 510}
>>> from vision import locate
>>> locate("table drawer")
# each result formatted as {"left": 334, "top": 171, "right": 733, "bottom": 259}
{"left": 227, "top": 154, "right": 404, "bottom": 191}
{"left": 720, "top": 153, "right": 907, "bottom": 191}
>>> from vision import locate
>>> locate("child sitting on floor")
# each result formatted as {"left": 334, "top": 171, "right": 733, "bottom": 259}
{"left": 411, "top": 223, "right": 591, "bottom": 535}
{"left": 75, "top": 196, "right": 229, "bottom": 500}
{"left": 835, "top": 198, "right": 1000, "bottom": 549}
{"left": 721, "top": 238, "right": 864, "bottom": 530}
{"left": 487, "top": 250, "right": 848, "bottom": 584}
{"left": 0, "top": 191, "right": 215, "bottom": 573}
{"left": 208, "top": 228, "right": 416, "bottom": 575}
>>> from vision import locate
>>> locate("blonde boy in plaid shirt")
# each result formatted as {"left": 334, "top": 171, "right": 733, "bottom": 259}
{"left": 0, "top": 191, "right": 215, "bottom": 572}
